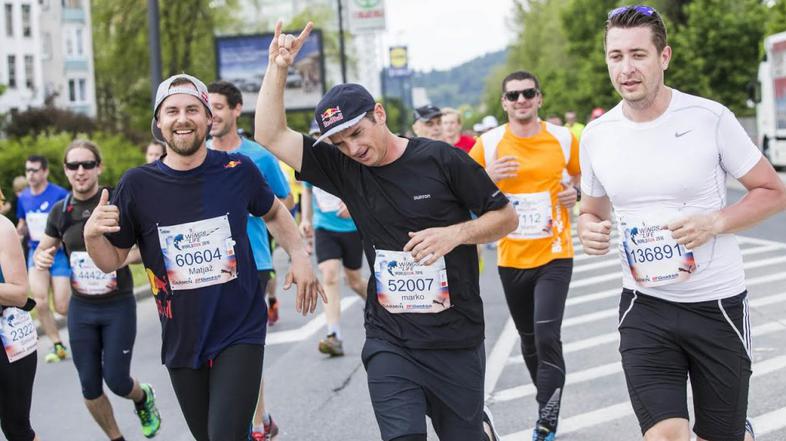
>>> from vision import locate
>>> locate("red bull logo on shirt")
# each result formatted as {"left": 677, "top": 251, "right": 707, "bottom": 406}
{"left": 321, "top": 106, "right": 344, "bottom": 128}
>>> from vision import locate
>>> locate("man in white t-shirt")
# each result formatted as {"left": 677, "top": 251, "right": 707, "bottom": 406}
{"left": 578, "top": 5, "right": 786, "bottom": 441}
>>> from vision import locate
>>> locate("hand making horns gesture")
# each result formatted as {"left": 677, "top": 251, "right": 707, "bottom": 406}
{"left": 269, "top": 20, "right": 314, "bottom": 68}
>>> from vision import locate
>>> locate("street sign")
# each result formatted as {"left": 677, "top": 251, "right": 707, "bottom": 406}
{"left": 388, "top": 46, "right": 410, "bottom": 78}
{"left": 347, "top": 0, "right": 386, "bottom": 33}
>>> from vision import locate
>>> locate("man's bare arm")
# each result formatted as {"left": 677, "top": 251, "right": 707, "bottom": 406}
{"left": 254, "top": 21, "right": 314, "bottom": 172}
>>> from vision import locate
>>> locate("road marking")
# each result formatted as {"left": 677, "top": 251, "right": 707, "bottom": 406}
{"left": 500, "top": 355, "right": 786, "bottom": 440}
{"left": 484, "top": 318, "right": 518, "bottom": 400}
{"left": 508, "top": 271, "right": 786, "bottom": 365}
{"left": 496, "top": 319, "right": 786, "bottom": 402}
{"left": 266, "top": 297, "right": 360, "bottom": 345}
{"left": 752, "top": 407, "right": 786, "bottom": 436}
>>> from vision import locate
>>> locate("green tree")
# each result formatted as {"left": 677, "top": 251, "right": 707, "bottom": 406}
{"left": 765, "top": 0, "right": 786, "bottom": 37}
{"left": 92, "top": 0, "right": 240, "bottom": 135}
{"left": 669, "top": 0, "right": 766, "bottom": 115}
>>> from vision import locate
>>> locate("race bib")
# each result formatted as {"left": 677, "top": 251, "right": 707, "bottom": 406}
{"left": 374, "top": 249, "right": 451, "bottom": 314}
{"left": 26, "top": 212, "right": 48, "bottom": 242}
{"left": 0, "top": 307, "right": 37, "bottom": 363}
{"left": 313, "top": 187, "right": 343, "bottom": 213}
{"left": 70, "top": 251, "right": 117, "bottom": 295}
{"left": 619, "top": 215, "right": 696, "bottom": 288}
{"left": 157, "top": 215, "right": 237, "bottom": 291}
{"left": 507, "top": 192, "right": 553, "bottom": 239}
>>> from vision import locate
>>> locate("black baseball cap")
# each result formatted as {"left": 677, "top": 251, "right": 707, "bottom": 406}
{"left": 313, "top": 83, "right": 376, "bottom": 145}
{"left": 412, "top": 105, "right": 442, "bottom": 122}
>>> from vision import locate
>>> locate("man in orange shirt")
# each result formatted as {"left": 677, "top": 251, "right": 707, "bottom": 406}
{"left": 469, "top": 70, "right": 580, "bottom": 441}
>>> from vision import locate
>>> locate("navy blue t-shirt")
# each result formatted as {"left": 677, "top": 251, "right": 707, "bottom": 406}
{"left": 107, "top": 149, "right": 275, "bottom": 368}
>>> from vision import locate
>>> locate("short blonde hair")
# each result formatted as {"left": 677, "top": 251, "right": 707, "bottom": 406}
{"left": 441, "top": 107, "right": 461, "bottom": 124}
{"left": 12, "top": 176, "right": 27, "bottom": 194}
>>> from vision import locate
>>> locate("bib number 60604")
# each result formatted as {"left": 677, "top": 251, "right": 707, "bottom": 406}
{"left": 174, "top": 248, "right": 222, "bottom": 267}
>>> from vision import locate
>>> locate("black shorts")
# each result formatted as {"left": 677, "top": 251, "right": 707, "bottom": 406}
{"left": 618, "top": 289, "right": 752, "bottom": 440}
{"left": 362, "top": 338, "right": 485, "bottom": 441}
{"left": 314, "top": 228, "right": 363, "bottom": 270}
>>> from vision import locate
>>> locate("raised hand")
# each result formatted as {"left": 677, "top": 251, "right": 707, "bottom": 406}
{"left": 269, "top": 20, "right": 314, "bottom": 68}
{"left": 84, "top": 188, "right": 120, "bottom": 239}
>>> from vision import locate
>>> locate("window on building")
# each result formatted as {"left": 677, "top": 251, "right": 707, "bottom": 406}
{"left": 21, "top": 4, "right": 31, "bottom": 37}
{"left": 4, "top": 4, "right": 12, "bottom": 37}
{"left": 7, "top": 55, "right": 16, "bottom": 88}
{"left": 68, "top": 78, "right": 76, "bottom": 101}
{"left": 24, "top": 55, "right": 33, "bottom": 89}
{"left": 75, "top": 28, "right": 83, "bottom": 55}
{"left": 78, "top": 78, "right": 86, "bottom": 101}
{"left": 62, "top": 0, "right": 80, "bottom": 7}
{"left": 65, "top": 32, "right": 73, "bottom": 56}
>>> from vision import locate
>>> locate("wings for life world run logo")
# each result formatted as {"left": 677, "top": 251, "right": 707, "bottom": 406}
{"left": 321, "top": 106, "right": 344, "bottom": 128}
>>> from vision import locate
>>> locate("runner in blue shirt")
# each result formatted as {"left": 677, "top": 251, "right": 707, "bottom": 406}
{"left": 16, "top": 154, "right": 71, "bottom": 363}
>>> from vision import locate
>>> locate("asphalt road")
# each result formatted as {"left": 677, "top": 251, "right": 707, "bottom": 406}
{"left": 21, "top": 189, "right": 786, "bottom": 441}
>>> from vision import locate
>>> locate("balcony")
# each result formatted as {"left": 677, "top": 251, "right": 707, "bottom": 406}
{"left": 64, "top": 59, "right": 88, "bottom": 72}
{"left": 62, "top": 7, "right": 85, "bottom": 23}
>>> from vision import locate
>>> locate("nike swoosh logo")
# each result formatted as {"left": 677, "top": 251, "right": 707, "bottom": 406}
{"left": 675, "top": 130, "right": 692, "bottom": 137}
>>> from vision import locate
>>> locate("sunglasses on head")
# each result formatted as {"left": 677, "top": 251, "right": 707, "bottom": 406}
{"left": 64, "top": 160, "right": 99, "bottom": 171}
{"left": 504, "top": 88, "right": 539, "bottom": 101}
{"left": 608, "top": 5, "right": 657, "bottom": 19}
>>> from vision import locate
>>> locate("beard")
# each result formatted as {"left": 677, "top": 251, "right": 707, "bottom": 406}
{"left": 164, "top": 124, "right": 205, "bottom": 157}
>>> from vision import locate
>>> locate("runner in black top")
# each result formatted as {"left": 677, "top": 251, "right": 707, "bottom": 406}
{"left": 254, "top": 22, "right": 518, "bottom": 441}
{"left": 83, "top": 73, "right": 325, "bottom": 441}
{"left": 34, "top": 139, "right": 161, "bottom": 440}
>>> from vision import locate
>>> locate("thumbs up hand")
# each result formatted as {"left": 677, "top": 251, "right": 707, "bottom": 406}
{"left": 34, "top": 246, "right": 57, "bottom": 271}
{"left": 84, "top": 188, "right": 121, "bottom": 239}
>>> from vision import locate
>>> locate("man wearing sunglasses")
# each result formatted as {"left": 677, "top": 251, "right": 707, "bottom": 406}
{"left": 34, "top": 140, "right": 161, "bottom": 440}
{"left": 15, "top": 154, "right": 72, "bottom": 363}
{"left": 578, "top": 5, "right": 786, "bottom": 441}
{"left": 469, "top": 70, "right": 580, "bottom": 441}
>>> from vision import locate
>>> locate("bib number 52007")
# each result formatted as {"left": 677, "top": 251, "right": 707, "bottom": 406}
{"left": 374, "top": 249, "right": 451, "bottom": 314}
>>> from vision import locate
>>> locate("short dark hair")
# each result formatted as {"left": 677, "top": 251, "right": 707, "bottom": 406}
{"left": 26, "top": 155, "right": 48, "bottom": 170}
{"left": 501, "top": 71, "right": 541, "bottom": 94}
{"left": 64, "top": 139, "right": 102, "bottom": 164}
{"left": 207, "top": 80, "right": 243, "bottom": 108}
{"left": 605, "top": 6, "right": 668, "bottom": 53}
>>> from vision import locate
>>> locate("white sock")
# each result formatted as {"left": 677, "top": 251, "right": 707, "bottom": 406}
{"left": 327, "top": 323, "right": 342, "bottom": 340}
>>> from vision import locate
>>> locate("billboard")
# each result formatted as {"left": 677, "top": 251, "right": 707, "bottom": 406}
{"left": 215, "top": 29, "right": 326, "bottom": 112}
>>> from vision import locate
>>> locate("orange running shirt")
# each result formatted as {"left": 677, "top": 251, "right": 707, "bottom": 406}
{"left": 469, "top": 121, "right": 580, "bottom": 269}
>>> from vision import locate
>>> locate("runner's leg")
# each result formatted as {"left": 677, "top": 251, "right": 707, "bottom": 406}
{"left": 0, "top": 350, "right": 37, "bottom": 441}
{"left": 208, "top": 344, "right": 263, "bottom": 440}
{"left": 168, "top": 366, "right": 210, "bottom": 441}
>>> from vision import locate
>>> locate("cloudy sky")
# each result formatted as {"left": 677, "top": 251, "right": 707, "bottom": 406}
{"left": 380, "top": 0, "right": 515, "bottom": 71}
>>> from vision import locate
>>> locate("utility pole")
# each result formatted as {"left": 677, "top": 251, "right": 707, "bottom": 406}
{"left": 337, "top": 0, "right": 348, "bottom": 83}
{"left": 148, "top": 0, "right": 162, "bottom": 104}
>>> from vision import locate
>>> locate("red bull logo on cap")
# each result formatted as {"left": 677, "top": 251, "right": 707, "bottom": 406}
{"left": 321, "top": 106, "right": 344, "bottom": 128}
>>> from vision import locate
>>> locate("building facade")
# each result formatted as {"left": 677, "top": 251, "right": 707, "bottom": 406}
{"left": 0, "top": 0, "right": 96, "bottom": 116}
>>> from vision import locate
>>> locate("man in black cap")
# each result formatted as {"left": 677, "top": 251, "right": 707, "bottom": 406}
{"left": 411, "top": 104, "right": 444, "bottom": 140}
{"left": 255, "top": 21, "right": 518, "bottom": 441}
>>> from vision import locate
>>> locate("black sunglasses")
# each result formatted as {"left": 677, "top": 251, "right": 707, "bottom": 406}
{"left": 64, "top": 160, "right": 99, "bottom": 171}
{"left": 25, "top": 167, "right": 41, "bottom": 173}
{"left": 504, "top": 88, "right": 539, "bottom": 101}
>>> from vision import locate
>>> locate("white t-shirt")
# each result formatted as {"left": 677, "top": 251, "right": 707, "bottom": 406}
{"left": 580, "top": 89, "right": 762, "bottom": 302}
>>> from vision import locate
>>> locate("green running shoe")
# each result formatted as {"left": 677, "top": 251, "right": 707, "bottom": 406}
{"left": 44, "top": 343, "right": 68, "bottom": 363}
{"left": 135, "top": 383, "right": 161, "bottom": 438}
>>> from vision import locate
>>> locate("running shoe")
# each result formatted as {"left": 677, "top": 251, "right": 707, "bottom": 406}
{"left": 483, "top": 405, "right": 501, "bottom": 441}
{"left": 745, "top": 418, "right": 755, "bottom": 440}
{"left": 135, "top": 383, "right": 161, "bottom": 438}
{"left": 44, "top": 342, "right": 68, "bottom": 363}
{"left": 318, "top": 333, "right": 344, "bottom": 356}
{"left": 265, "top": 415, "right": 279, "bottom": 440}
{"left": 249, "top": 415, "right": 280, "bottom": 441}
{"left": 532, "top": 424, "right": 556, "bottom": 441}
{"left": 267, "top": 296, "right": 279, "bottom": 326}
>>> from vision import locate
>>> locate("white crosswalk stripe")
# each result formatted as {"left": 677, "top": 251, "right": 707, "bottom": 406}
{"left": 484, "top": 233, "right": 786, "bottom": 440}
